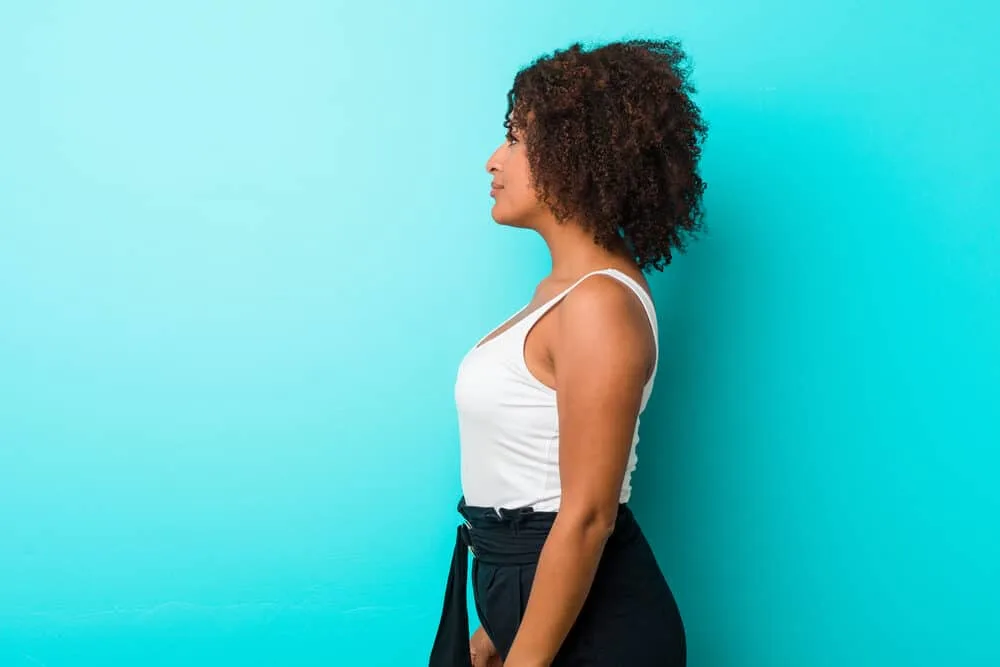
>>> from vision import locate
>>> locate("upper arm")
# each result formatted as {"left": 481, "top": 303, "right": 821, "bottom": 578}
{"left": 552, "top": 277, "right": 656, "bottom": 523}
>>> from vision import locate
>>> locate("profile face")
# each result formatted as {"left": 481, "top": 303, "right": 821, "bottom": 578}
{"left": 485, "top": 126, "right": 544, "bottom": 228}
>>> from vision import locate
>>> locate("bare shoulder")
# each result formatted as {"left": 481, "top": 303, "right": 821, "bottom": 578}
{"left": 554, "top": 274, "right": 655, "bottom": 373}
{"left": 560, "top": 273, "right": 652, "bottom": 332}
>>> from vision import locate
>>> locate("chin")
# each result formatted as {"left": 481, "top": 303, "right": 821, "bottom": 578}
{"left": 490, "top": 207, "right": 531, "bottom": 229}
{"left": 489, "top": 207, "right": 510, "bottom": 226}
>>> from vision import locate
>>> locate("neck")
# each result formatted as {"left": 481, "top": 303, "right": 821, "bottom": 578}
{"left": 536, "top": 218, "right": 630, "bottom": 280}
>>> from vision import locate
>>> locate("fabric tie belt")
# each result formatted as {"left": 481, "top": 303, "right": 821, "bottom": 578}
{"left": 427, "top": 498, "right": 631, "bottom": 666}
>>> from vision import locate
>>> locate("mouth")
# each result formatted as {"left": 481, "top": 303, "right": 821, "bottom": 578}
{"left": 490, "top": 184, "right": 504, "bottom": 196}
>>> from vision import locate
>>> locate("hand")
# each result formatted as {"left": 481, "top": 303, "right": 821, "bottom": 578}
{"left": 470, "top": 626, "right": 503, "bottom": 667}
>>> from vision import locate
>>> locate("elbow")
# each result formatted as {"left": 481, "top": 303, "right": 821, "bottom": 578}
{"left": 559, "top": 505, "right": 618, "bottom": 544}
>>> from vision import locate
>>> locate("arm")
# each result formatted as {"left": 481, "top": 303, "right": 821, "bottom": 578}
{"left": 503, "top": 276, "right": 655, "bottom": 667}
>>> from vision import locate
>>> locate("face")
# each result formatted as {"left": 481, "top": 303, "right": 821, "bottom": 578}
{"left": 485, "top": 126, "right": 545, "bottom": 228}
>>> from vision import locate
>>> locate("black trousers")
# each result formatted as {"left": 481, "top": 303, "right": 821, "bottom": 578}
{"left": 429, "top": 498, "right": 686, "bottom": 666}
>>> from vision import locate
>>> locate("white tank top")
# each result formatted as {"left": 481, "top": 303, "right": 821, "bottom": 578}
{"left": 455, "top": 268, "right": 659, "bottom": 512}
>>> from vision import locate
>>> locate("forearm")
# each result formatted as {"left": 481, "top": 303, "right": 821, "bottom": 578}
{"left": 504, "top": 512, "right": 613, "bottom": 666}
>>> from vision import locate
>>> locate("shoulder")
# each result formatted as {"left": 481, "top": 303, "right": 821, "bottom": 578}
{"left": 560, "top": 273, "right": 652, "bottom": 331}
{"left": 553, "top": 273, "right": 655, "bottom": 371}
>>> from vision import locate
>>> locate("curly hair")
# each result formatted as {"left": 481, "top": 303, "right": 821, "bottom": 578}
{"left": 504, "top": 39, "right": 708, "bottom": 272}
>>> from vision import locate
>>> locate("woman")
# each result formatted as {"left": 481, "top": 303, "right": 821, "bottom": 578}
{"left": 429, "top": 39, "right": 707, "bottom": 666}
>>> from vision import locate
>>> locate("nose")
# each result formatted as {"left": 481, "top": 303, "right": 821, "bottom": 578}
{"left": 485, "top": 144, "right": 503, "bottom": 174}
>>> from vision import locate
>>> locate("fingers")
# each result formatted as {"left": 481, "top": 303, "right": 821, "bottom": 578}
{"left": 470, "top": 646, "right": 500, "bottom": 667}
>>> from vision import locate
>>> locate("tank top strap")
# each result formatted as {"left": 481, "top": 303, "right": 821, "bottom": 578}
{"left": 597, "top": 269, "right": 659, "bottom": 345}
{"left": 513, "top": 268, "right": 659, "bottom": 375}
{"left": 520, "top": 269, "right": 656, "bottom": 334}
{"left": 514, "top": 269, "right": 615, "bottom": 330}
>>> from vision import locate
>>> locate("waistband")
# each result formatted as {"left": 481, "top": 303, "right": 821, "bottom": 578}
{"left": 427, "top": 497, "right": 632, "bottom": 666}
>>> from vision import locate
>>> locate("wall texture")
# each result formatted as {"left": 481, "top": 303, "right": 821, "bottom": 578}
{"left": 1, "top": 1, "right": 996, "bottom": 665}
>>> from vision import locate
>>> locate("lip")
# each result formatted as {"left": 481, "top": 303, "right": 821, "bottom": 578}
{"left": 490, "top": 184, "right": 504, "bottom": 196}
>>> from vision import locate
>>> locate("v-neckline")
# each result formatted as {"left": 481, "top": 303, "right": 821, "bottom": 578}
{"left": 471, "top": 269, "right": 620, "bottom": 351}
{"left": 471, "top": 302, "right": 537, "bottom": 351}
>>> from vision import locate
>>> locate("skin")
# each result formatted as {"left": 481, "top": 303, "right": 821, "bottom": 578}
{"left": 469, "top": 125, "right": 657, "bottom": 667}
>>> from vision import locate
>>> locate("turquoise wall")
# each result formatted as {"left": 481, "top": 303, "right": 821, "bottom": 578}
{"left": 1, "top": 1, "right": 996, "bottom": 665}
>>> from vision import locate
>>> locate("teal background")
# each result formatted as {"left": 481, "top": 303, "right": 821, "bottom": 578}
{"left": 1, "top": 1, "right": 997, "bottom": 665}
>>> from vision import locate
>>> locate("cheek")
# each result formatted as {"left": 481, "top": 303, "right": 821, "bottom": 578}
{"left": 506, "top": 163, "right": 536, "bottom": 201}
{"left": 498, "top": 181, "right": 533, "bottom": 213}
{"left": 512, "top": 178, "right": 539, "bottom": 210}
